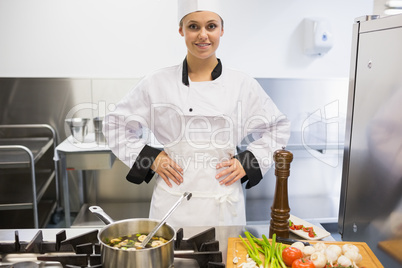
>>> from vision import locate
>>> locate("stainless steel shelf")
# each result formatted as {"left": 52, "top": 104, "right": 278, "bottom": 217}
{"left": 0, "top": 170, "right": 55, "bottom": 209}
{"left": 0, "top": 200, "right": 57, "bottom": 229}
{"left": 0, "top": 137, "right": 53, "bottom": 168}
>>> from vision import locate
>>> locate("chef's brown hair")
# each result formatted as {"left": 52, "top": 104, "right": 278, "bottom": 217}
{"left": 179, "top": 12, "right": 224, "bottom": 28}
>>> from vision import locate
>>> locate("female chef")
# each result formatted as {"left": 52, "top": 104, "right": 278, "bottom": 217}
{"left": 103, "top": 0, "right": 290, "bottom": 227}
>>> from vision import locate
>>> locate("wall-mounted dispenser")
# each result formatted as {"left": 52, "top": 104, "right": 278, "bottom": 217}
{"left": 303, "top": 18, "right": 334, "bottom": 56}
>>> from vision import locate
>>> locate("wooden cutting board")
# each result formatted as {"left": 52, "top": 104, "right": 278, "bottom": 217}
{"left": 378, "top": 239, "right": 402, "bottom": 264}
{"left": 227, "top": 238, "right": 384, "bottom": 268}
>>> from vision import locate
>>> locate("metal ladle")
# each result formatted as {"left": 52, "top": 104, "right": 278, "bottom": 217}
{"left": 139, "top": 192, "right": 192, "bottom": 249}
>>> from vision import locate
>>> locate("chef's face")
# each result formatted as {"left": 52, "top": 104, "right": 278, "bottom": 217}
{"left": 179, "top": 11, "right": 224, "bottom": 61}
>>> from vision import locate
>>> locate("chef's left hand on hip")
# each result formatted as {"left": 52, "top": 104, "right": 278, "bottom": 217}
{"left": 215, "top": 158, "right": 246, "bottom": 186}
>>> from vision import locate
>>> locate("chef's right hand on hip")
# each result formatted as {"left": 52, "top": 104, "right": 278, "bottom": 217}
{"left": 151, "top": 151, "right": 183, "bottom": 188}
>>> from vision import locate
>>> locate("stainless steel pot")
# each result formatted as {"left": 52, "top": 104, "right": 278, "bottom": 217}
{"left": 89, "top": 206, "right": 175, "bottom": 268}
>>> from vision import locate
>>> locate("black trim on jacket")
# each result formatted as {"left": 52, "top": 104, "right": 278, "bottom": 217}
{"left": 235, "top": 150, "right": 263, "bottom": 189}
{"left": 126, "top": 145, "right": 162, "bottom": 184}
{"left": 182, "top": 57, "right": 222, "bottom": 86}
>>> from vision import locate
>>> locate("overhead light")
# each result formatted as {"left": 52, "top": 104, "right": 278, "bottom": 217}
{"left": 385, "top": 0, "right": 402, "bottom": 8}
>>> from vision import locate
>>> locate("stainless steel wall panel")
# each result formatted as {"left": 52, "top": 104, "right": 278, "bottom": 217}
{"left": 0, "top": 78, "right": 90, "bottom": 140}
{"left": 0, "top": 78, "right": 93, "bottom": 212}
{"left": 245, "top": 149, "right": 343, "bottom": 223}
{"left": 256, "top": 78, "right": 348, "bottom": 147}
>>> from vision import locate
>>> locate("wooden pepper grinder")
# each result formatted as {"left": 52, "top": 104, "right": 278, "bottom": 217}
{"left": 269, "top": 147, "right": 293, "bottom": 238}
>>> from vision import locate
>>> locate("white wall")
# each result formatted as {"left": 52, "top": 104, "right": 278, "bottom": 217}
{"left": 0, "top": 0, "right": 373, "bottom": 78}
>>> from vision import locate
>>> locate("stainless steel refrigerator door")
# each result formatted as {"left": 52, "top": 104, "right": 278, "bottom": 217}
{"left": 339, "top": 15, "right": 402, "bottom": 267}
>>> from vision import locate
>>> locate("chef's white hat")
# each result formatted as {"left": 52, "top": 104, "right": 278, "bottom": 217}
{"left": 178, "top": 0, "right": 223, "bottom": 24}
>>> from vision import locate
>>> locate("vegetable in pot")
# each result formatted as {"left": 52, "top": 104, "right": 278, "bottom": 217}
{"left": 105, "top": 233, "right": 168, "bottom": 250}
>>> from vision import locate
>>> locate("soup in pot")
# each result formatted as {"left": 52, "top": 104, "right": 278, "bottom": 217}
{"left": 104, "top": 233, "right": 169, "bottom": 250}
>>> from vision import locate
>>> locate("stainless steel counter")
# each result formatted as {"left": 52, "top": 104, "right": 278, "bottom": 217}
{"left": 56, "top": 134, "right": 116, "bottom": 228}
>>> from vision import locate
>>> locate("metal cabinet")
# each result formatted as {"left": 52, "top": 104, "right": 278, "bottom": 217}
{"left": 0, "top": 124, "right": 61, "bottom": 228}
{"left": 338, "top": 14, "right": 402, "bottom": 267}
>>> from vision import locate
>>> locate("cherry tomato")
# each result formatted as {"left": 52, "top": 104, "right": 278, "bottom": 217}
{"left": 292, "top": 258, "right": 315, "bottom": 268}
{"left": 282, "top": 247, "right": 303, "bottom": 266}
{"left": 295, "top": 225, "right": 303, "bottom": 230}
{"left": 289, "top": 221, "right": 295, "bottom": 230}
{"left": 308, "top": 230, "right": 316, "bottom": 238}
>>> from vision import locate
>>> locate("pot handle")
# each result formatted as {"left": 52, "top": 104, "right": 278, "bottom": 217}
{"left": 89, "top": 206, "right": 115, "bottom": 225}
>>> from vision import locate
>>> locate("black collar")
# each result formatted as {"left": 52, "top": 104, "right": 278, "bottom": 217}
{"left": 182, "top": 58, "right": 222, "bottom": 86}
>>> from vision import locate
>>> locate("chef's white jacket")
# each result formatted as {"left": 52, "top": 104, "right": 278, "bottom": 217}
{"left": 103, "top": 59, "right": 290, "bottom": 189}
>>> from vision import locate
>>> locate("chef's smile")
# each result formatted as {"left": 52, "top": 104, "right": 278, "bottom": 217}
{"left": 195, "top": 43, "right": 211, "bottom": 48}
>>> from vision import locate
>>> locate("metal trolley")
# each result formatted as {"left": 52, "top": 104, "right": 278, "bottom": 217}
{"left": 0, "top": 124, "right": 62, "bottom": 228}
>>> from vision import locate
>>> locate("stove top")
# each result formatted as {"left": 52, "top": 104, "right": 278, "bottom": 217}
{"left": 0, "top": 228, "right": 225, "bottom": 268}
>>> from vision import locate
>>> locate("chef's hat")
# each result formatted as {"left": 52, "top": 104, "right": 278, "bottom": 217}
{"left": 178, "top": 0, "right": 223, "bottom": 24}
